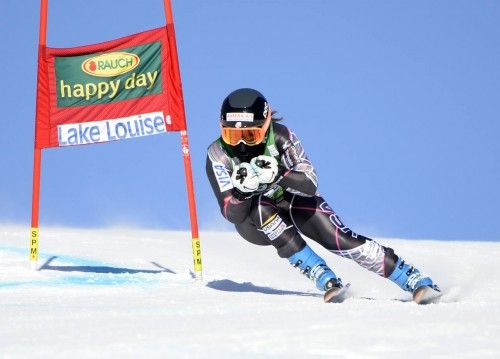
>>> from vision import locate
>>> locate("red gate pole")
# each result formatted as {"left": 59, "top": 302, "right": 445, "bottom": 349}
{"left": 163, "top": 0, "right": 203, "bottom": 278}
{"left": 30, "top": 0, "right": 48, "bottom": 266}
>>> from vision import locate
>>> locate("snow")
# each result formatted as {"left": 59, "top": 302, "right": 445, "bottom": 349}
{"left": 1, "top": 225, "right": 499, "bottom": 358}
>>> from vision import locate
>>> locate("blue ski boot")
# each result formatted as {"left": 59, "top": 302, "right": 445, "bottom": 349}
{"left": 288, "top": 244, "right": 341, "bottom": 292}
{"left": 389, "top": 258, "right": 440, "bottom": 303}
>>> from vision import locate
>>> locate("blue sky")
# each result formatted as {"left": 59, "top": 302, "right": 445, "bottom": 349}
{"left": 1, "top": 0, "right": 499, "bottom": 241}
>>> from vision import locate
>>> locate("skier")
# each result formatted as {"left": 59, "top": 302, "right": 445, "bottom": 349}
{"left": 206, "top": 88, "right": 440, "bottom": 303}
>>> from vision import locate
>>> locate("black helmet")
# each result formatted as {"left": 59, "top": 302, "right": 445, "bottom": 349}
{"left": 220, "top": 88, "right": 272, "bottom": 148}
{"left": 220, "top": 88, "right": 270, "bottom": 128}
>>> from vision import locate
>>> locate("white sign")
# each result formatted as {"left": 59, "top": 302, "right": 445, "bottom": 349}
{"left": 58, "top": 112, "right": 166, "bottom": 146}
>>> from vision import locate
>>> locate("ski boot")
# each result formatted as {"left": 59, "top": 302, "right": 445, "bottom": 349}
{"left": 288, "top": 244, "right": 345, "bottom": 302}
{"left": 388, "top": 257, "right": 441, "bottom": 303}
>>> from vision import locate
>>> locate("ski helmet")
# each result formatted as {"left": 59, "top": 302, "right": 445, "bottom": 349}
{"left": 220, "top": 88, "right": 271, "bottom": 146}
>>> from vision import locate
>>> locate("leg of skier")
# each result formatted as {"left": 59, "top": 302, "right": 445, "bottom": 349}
{"left": 234, "top": 194, "right": 342, "bottom": 292}
{"left": 288, "top": 193, "right": 439, "bottom": 298}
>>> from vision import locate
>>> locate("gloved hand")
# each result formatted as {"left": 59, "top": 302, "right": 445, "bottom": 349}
{"left": 250, "top": 155, "right": 279, "bottom": 184}
{"left": 231, "top": 162, "right": 260, "bottom": 193}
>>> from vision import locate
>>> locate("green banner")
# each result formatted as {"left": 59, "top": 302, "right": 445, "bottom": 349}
{"left": 55, "top": 41, "right": 162, "bottom": 108}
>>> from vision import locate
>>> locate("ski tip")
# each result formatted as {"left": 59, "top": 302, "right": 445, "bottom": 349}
{"left": 413, "top": 285, "right": 442, "bottom": 305}
{"left": 324, "top": 283, "right": 351, "bottom": 303}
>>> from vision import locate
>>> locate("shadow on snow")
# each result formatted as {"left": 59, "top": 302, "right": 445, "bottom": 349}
{"left": 206, "top": 279, "right": 321, "bottom": 297}
{"left": 38, "top": 256, "right": 176, "bottom": 275}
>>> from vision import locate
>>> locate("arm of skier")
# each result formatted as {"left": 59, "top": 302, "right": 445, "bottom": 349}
{"left": 205, "top": 154, "right": 254, "bottom": 224}
{"left": 276, "top": 130, "right": 318, "bottom": 196}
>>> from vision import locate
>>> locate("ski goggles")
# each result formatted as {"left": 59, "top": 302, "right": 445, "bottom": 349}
{"left": 220, "top": 116, "right": 271, "bottom": 146}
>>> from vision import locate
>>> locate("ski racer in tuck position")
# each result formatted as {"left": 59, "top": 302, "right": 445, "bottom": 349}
{"left": 206, "top": 88, "right": 440, "bottom": 303}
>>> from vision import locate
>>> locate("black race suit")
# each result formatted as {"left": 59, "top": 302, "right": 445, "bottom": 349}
{"left": 206, "top": 122, "right": 398, "bottom": 278}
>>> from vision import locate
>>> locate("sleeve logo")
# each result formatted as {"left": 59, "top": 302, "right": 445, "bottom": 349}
{"left": 212, "top": 162, "right": 233, "bottom": 192}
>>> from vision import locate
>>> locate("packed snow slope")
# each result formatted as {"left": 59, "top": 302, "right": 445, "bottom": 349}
{"left": 1, "top": 225, "right": 499, "bottom": 358}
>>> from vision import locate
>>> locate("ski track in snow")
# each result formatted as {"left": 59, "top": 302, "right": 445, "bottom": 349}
{"left": 1, "top": 225, "right": 499, "bottom": 358}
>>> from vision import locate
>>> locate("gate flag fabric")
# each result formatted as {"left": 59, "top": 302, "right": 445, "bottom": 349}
{"left": 35, "top": 26, "right": 186, "bottom": 149}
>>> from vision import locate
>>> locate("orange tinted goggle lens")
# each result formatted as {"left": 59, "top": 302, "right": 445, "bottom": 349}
{"left": 221, "top": 118, "right": 271, "bottom": 146}
{"left": 221, "top": 127, "right": 264, "bottom": 145}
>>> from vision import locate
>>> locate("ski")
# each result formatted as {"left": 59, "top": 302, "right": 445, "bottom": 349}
{"left": 413, "top": 285, "right": 442, "bottom": 304}
{"left": 324, "top": 283, "right": 351, "bottom": 303}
